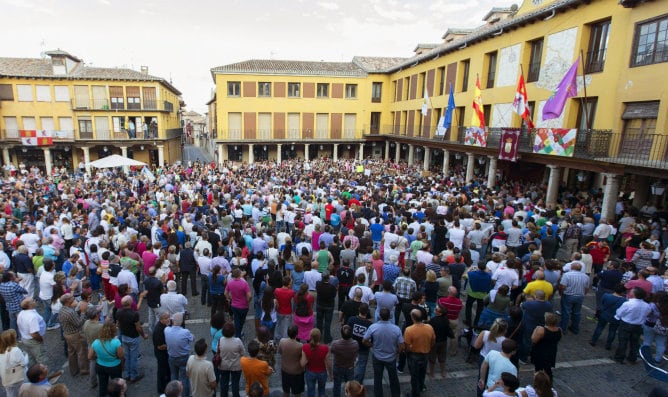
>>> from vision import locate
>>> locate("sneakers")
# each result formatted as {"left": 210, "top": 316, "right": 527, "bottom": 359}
{"left": 47, "top": 324, "right": 61, "bottom": 331}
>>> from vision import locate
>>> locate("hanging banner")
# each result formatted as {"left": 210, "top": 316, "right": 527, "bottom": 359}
{"left": 533, "top": 128, "right": 577, "bottom": 157}
{"left": 499, "top": 128, "right": 521, "bottom": 162}
{"left": 464, "top": 127, "right": 488, "bottom": 147}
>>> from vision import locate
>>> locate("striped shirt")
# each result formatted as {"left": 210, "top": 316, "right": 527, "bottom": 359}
{"left": 393, "top": 276, "right": 417, "bottom": 300}
{"left": 559, "top": 271, "right": 589, "bottom": 296}
{"left": 59, "top": 306, "right": 85, "bottom": 335}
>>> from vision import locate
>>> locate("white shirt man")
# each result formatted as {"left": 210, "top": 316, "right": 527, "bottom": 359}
{"left": 303, "top": 267, "right": 322, "bottom": 291}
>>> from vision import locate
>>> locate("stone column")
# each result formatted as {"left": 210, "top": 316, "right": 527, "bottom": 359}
{"left": 442, "top": 149, "right": 450, "bottom": 176}
{"left": 394, "top": 144, "right": 400, "bottom": 163}
{"left": 601, "top": 173, "right": 621, "bottom": 222}
{"left": 384, "top": 141, "right": 390, "bottom": 161}
{"left": 277, "top": 144, "right": 282, "bottom": 164}
{"left": 157, "top": 145, "right": 165, "bottom": 167}
{"left": 43, "top": 148, "right": 52, "bottom": 176}
{"left": 465, "top": 152, "right": 475, "bottom": 183}
{"left": 408, "top": 144, "right": 414, "bottom": 165}
{"left": 423, "top": 148, "right": 430, "bottom": 171}
{"left": 487, "top": 156, "right": 498, "bottom": 188}
{"left": 546, "top": 165, "right": 561, "bottom": 209}
{"left": 2, "top": 148, "right": 10, "bottom": 170}
{"left": 120, "top": 146, "right": 129, "bottom": 173}
{"left": 217, "top": 143, "right": 225, "bottom": 167}
{"left": 333, "top": 144, "right": 338, "bottom": 161}
{"left": 358, "top": 143, "right": 364, "bottom": 161}
{"left": 82, "top": 146, "right": 91, "bottom": 175}
{"left": 304, "top": 144, "right": 309, "bottom": 160}
{"left": 248, "top": 144, "right": 254, "bottom": 164}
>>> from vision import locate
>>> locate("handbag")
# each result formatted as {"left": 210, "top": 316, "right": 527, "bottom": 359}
{"left": 212, "top": 352, "right": 222, "bottom": 368}
{"left": 3, "top": 349, "right": 26, "bottom": 386}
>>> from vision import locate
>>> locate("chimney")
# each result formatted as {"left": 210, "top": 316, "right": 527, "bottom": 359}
{"left": 140, "top": 66, "right": 149, "bottom": 75}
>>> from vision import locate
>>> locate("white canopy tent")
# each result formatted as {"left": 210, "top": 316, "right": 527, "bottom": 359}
{"left": 88, "top": 154, "right": 147, "bottom": 168}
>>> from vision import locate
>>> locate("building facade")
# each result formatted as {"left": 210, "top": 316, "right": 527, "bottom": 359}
{"left": 211, "top": 0, "right": 667, "bottom": 220}
{"left": 0, "top": 50, "right": 183, "bottom": 173}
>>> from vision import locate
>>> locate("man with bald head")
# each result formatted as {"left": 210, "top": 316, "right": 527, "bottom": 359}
{"left": 17, "top": 297, "right": 46, "bottom": 366}
{"left": 117, "top": 294, "right": 148, "bottom": 383}
{"left": 521, "top": 270, "right": 554, "bottom": 303}
{"left": 403, "top": 309, "right": 435, "bottom": 397}
{"left": 519, "top": 289, "right": 553, "bottom": 363}
{"left": 559, "top": 262, "right": 590, "bottom": 335}
{"left": 165, "top": 312, "right": 194, "bottom": 397}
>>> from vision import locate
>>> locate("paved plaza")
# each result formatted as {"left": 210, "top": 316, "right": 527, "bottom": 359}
{"left": 12, "top": 289, "right": 656, "bottom": 397}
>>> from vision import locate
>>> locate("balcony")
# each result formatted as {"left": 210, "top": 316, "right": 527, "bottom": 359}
{"left": 71, "top": 99, "right": 171, "bottom": 112}
{"left": 382, "top": 126, "right": 668, "bottom": 170}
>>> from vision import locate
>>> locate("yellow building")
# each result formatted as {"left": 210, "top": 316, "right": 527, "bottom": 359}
{"left": 211, "top": 0, "right": 667, "bottom": 220}
{"left": 0, "top": 49, "right": 184, "bottom": 173}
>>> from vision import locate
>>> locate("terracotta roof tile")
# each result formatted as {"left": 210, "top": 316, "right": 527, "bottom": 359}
{"left": 211, "top": 59, "right": 367, "bottom": 77}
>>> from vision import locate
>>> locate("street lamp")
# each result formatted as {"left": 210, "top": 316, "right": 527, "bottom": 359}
{"left": 455, "top": 153, "right": 461, "bottom": 160}
{"left": 576, "top": 171, "right": 587, "bottom": 182}
{"left": 478, "top": 157, "right": 486, "bottom": 165}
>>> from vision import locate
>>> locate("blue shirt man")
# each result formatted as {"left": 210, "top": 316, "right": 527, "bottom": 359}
{"left": 363, "top": 308, "right": 403, "bottom": 397}
{"left": 164, "top": 312, "right": 193, "bottom": 397}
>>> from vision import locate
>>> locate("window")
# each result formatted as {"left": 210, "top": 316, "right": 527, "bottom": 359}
{"left": 126, "top": 86, "right": 140, "bottom": 110}
{"left": 437, "top": 67, "right": 445, "bottom": 95}
{"left": 0, "top": 84, "right": 13, "bottom": 101}
{"left": 461, "top": 60, "right": 470, "bottom": 92}
{"left": 527, "top": 101, "right": 536, "bottom": 124}
{"left": 58, "top": 117, "right": 73, "bottom": 133}
{"left": 109, "top": 86, "right": 124, "bottom": 110}
{"left": 483, "top": 104, "right": 491, "bottom": 127}
{"left": 486, "top": 51, "right": 497, "bottom": 88}
{"left": 17, "top": 85, "right": 33, "bottom": 101}
{"left": 404, "top": 77, "right": 410, "bottom": 100}
{"left": 74, "top": 85, "right": 90, "bottom": 109}
{"left": 22, "top": 117, "right": 36, "bottom": 130}
{"left": 36, "top": 86, "right": 51, "bottom": 102}
{"left": 143, "top": 87, "right": 157, "bottom": 109}
{"left": 227, "top": 81, "right": 241, "bottom": 97}
{"left": 3, "top": 117, "right": 18, "bottom": 137}
{"left": 577, "top": 97, "right": 598, "bottom": 130}
{"left": 586, "top": 19, "right": 611, "bottom": 73}
{"left": 371, "top": 82, "right": 382, "bottom": 102}
{"left": 288, "top": 83, "right": 300, "bottom": 97}
{"left": 631, "top": 15, "right": 668, "bottom": 67}
{"left": 528, "top": 38, "right": 543, "bottom": 82}
{"left": 345, "top": 84, "right": 357, "bottom": 99}
{"left": 78, "top": 119, "right": 93, "bottom": 138}
{"left": 317, "top": 83, "right": 329, "bottom": 98}
{"left": 112, "top": 117, "right": 124, "bottom": 133}
{"left": 258, "top": 82, "right": 271, "bottom": 97}
{"left": 54, "top": 86, "right": 69, "bottom": 102}
{"left": 163, "top": 101, "right": 174, "bottom": 112}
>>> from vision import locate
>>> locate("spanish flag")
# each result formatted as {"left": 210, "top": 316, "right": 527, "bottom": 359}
{"left": 471, "top": 76, "right": 485, "bottom": 128}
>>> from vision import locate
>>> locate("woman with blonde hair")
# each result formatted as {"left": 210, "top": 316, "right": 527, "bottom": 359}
{"left": 344, "top": 380, "right": 366, "bottom": 397}
{"left": 300, "top": 328, "right": 332, "bottom": 397}
{"left": 474, "top": 318, "right": 509, "bottom": 368}
{"left": 88, "top": 321, "right": 125, "bottom": 397}
{"left": 0, "top": 329, "right": 28, "bottom": 397}
{"left": 423, "top": 270, "right": 439, "bottom": 318}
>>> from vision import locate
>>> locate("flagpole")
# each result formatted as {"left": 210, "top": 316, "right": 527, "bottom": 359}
{"left": 518, "top": 64, "right": 534, "bottom": 130}
{"left": 579, "top": 49, "right": 591, "bottom": 130}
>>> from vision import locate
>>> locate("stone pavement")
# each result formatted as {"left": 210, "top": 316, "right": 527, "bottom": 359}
{"left": 9, "top": 290, "right": 659, "bottom": 397}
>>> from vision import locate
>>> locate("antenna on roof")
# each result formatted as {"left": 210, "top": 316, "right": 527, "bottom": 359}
{"left": 39, "top": 39, "right": 46, "bottom": 58}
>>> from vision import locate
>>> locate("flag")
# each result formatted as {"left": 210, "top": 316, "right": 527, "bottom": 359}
{"left": 464, "top": 127, "right": 488, "bottom": 147}
{"left": 421, "top": 89, "right": 430, "bottom": 116}
{"left": 19, "top": 130, "right": 36, "bottom": 138}
{"left": 471, "top": 76, "right": 485, "bottom": 128}
{"left": 21, "top": 138, "right": 37, "bottom": 146}
{"left": 21, "top": 137, "right": 52, "bottom": 146}
{"left": 499, "top": 128, "right": 521, "bottom": 162}
{"left": 533, "top": 128, "right": 577, "bottom": 156}
{"left": 542, "top": 57, "right": 580, "bottom": 121}
{"left": 512, "top": 75, "right": 534, "bottom": 128}
{"left": 443, "top": 84, "right": 455, "bottom": 129}
{"left": 435, "top": 116, "right": 446, "bottom": 136}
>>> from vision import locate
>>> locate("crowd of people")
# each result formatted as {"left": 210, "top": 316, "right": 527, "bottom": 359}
{"left": 0, "top": 155, "right": 666, "bottom": 397}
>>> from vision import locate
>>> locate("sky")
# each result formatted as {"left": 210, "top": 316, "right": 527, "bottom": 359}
{"left": 0, "top": 0, "right": 517, "bottom": 114}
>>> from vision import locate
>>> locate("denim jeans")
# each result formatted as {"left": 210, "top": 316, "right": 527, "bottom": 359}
{"left": 169, "top": 355, "right": 190, "bottom": 397}
{"left": 8, "top": 311, "right": 19, "bottom": 334}
{"left": 615, "top": 321, "right": 643, "bottom": 362}
{"left": 591, "top": 318, "right": 620, "bottom": 348}
{"left": 643, "top": 324, "right": 668, "bottom": 362}
{"left": 96, "top": 363, "right": 122, "bottom": 397}
{"left": 200, "top": 274, "right": 210, "bottom": 306}
{"left": 275, "top": 313, "right": 292, "bottom": 343}
{"left": 355, "top": 349, "right": 369, "bottom": 383}
{"left": 121, "top": 335, "right": 140, "bottom": 380}
{"left": 305, "top": 370, "right": 327, "bottom": 397}
{"left": 333, "top": 365, "right": 355, "bottom": 397}
{"left": 147, "top": 306, "right": 160, "bottom": 334}
{"left": 220, "top": 369, "right": 241, "bottom": 397}
{"left": 372, "top": 355, "right": 400, "bottom": 397}
{"left": 560, "top": 294, "right": 584, "bottom": 334}
{"left": 316, "top": 306, "right": 333, "bottom": 343}
{"left": 407, "top": 353, "right": 428, "bottom": 397}
{"left": 231, "top": 307, "right": 248, "bottom": 338}
{"left": 41, "top": 298, "right": 54, "bottom": 327}
{"left": 465, "top": 296, "right": 484, "bottom": 327}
